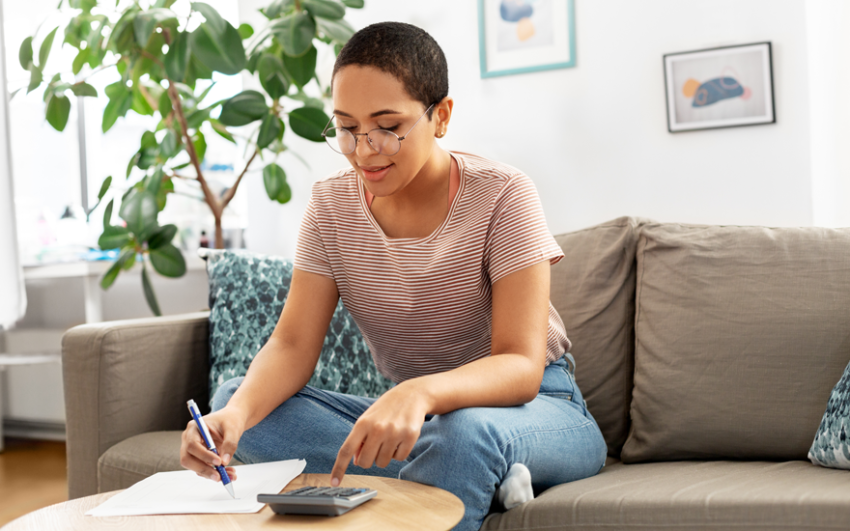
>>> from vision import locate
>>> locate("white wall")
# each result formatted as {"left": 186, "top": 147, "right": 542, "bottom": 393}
{"left": 806, "top": 0, "right": 850, "bottom": 228}
{"left": 241, "top": 0, "right": 847, "bottom": 259}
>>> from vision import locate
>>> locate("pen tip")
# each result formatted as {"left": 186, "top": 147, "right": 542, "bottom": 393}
{"left": 226, "top": 482, "right": 236, "bottom": 499}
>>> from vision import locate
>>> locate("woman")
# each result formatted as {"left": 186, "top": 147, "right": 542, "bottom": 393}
{"left": 180, "top": 21, "right": 606, "bottom": 530}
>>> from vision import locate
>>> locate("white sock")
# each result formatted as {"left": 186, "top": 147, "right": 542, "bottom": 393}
{"left": 497, "top": 463, "right": 534, "bottom": 510}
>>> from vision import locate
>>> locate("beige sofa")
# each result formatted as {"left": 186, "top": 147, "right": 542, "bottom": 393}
{"left": 62, "top": 217, "right": 850, "bottom": 530}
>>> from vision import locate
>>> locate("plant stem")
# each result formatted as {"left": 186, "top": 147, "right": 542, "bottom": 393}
{"left": 167, "top": 79, "right": 225, "bottom": 247}
{"left": 221, "top": 149, "right": 258, "bottom": 209}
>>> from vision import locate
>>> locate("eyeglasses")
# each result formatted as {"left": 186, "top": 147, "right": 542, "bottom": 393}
{"left": 322, "top": 104, "right": 435, "bottom": 156}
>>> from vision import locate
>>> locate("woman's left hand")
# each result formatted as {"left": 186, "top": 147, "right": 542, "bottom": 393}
{"left": 330, "top": 381, "right": 431, "bottom": 486}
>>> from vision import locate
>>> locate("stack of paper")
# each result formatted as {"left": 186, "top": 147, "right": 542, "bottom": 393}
{"left": 87, "top": 459, "right": 307, "bottom": 516}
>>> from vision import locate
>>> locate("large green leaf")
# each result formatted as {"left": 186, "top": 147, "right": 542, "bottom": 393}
{"left": 164, "top": 30, "right": 189, "bottom": 82}
{"left": 131, "top": 85, "right": 155, "bottom": 116}
{"left": 141, "top": 262, "right": 162, "bottom": 316}
{"left": 102, "top": 82, "right": 132, "bottom": 132}
{"left": 158, "top": 89, "right": 172, "bottom": 118}
{"left": 190, "top": 2, "right": 226, "bottom": 35}
{"left": 184, "top": 54, "right": 214, "bottom": 87}
{"left": 159, "top": 129, "right": 178, "bottom": 158}
{"left": 246, "top": 48, "right": 262, "bottom": 74}
{"left": 70, "top": 0, "right": 98, "bottom": 11}
{"left": 289, "top": 105, "right": 330, "bottom": 142}
{"left": 257, "top": 54, "right": 288, "bottom": 99}
{"left": 98, "top": 225, "right": 131, "bottom": 249}
{"left": 137, "top": 148, "right": 158, "bottom": 170}
{"left": 26, "top": 65, "right": 43, "bottom": 94}
{"left": 257, "top": 114, "right": 282, "bottom": 149}
{"left": 19, "top": 36, "right": 33, "bottom": 69}
{"left": 133, "top": 8, "right": 177, "bottom": 46}
{"left": 86, "top": 17, "right": 106, "bottom": 52}
{"left": 103, "top": 199, "right": 114, "bottom": 229}
{"left": 272, "top": 12, "right": 316, "bottom": 57}
{"left": 218, "top": 90, "right": 268, "bottom": 126}
{"left": 71, "top": 48, "right": 89, "bottom": 75}
{"left": 209, "top": 118, "right": 236, "bottom": 143}
{"left": 282, "top": 45, "right": 316, "bottom": 88}
{"left": 119, "top": 190, "right": 158, "bottom": 238}
{"left": 192, "top": 130, "right": 207, "bottom": 162}
{"left": 156, "top": 176, "right": 173, "bottom": 211}
{"left": 238, "top": 23, "right": 254, "bottom": 39}
{"left": 263, "top": 163, "right": 286, "bottom": 200}
{"left": 97, "top": 176, "right": 112, "bottom": 200}
{"left": 46, "top": 93, "right": 71, "bottom": 131}
{"left": 101, "top": 247, "right": 136, "bottom": 289}
{"left": 186, "top": 107, "right": 211, "bottom": 129}
{"left": 70, "top": 82, "right": 97, "bottom": 97}
{"left": 341, "top": 0, "right": 364, "bottom": 7}
{"left": 190, "top": 21, "right": 246, "bottom": 75}
{"left": 146, "top": 167, "right": 164, "bottom": 196}
{"left": 303, "top": 0, "right": 345, "bottom": 20}
{"left": 148, "top": 223, "right": 177, "bottom": 249}
{"left": 149, "top": 243, "right": 186, "bottom": 277}
{"left": 276, "top": 180, "right": 292, "bottom": 204}
{"left": 315, "top": 17, "right": 354, "bottom": 44}
{"left": 38, "top": 27, "right": 59, "bottom": 67}
{"left": 263, "top": 0, "right": 295, "bottom": 19}
{"left": 106, "top": 6, "right": 140, "bottom": 55}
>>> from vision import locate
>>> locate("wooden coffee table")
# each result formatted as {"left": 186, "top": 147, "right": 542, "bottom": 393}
{"left": 3, "top": 473, "right": 465, "bottom": 530}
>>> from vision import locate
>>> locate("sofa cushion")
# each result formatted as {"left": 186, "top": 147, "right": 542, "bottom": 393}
{"left": 809, "top": 359, "right": 850, "bottom": 468}
{"left": 97, "top": 431, "right": 245, "bottom": 493}
{"left": 205, "top": 249, "right": 394, "bottom": 407}
{"left": 550, "top": 217, "right": 649, "bottom": 457}
{"left": 481, "top": 459, "right": 850, "bottom": 530}
{"left": 622, "top": 223, "right": 850, "bottom": 463}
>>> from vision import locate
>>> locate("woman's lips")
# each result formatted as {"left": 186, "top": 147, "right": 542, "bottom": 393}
{"left": 361, "top": 164, "right": 393, "bottom": 182}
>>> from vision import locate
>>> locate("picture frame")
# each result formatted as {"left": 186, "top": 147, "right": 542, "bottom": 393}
{"left": 477, "top": 0, "right": 577, "bottom": 78}
{"left": 663, "top": 42, "right": 775, "bottom": 133}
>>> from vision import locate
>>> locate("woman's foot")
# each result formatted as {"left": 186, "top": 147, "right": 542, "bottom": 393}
{"left": 497, "top": 463, "right": 534, "bottom": 510}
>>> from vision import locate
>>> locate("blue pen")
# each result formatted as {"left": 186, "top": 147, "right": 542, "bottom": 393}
{"left": 187, "top": 399, "right": 236, "bottom": 499}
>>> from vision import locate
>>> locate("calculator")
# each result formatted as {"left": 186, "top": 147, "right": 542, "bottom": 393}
{"left": 258, "top": 486, "right": 378, "bottom": 516}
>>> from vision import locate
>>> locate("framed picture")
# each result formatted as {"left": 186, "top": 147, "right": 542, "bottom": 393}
{"left": 663, "top": 42, "right": 775, "bottom": 132}
{"left": 478, "top": 0, "right": 576, "bottom": 78}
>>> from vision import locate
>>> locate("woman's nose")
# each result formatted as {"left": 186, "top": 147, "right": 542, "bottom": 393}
{"left": 355, "top": 134, "right": 376, "bottom": 158}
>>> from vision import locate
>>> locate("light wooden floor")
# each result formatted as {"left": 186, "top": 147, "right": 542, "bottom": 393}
{"left": 0, "top": 438, "right": 68, "bottom": 526}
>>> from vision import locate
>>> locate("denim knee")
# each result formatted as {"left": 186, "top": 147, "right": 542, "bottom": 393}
{"left": 211, "top": 377, "right": 244, "bottom": 412}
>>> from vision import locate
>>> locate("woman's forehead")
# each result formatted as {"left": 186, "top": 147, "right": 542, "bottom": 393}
{"left": 331, "top": 65, "right": 420, "bottom": 117}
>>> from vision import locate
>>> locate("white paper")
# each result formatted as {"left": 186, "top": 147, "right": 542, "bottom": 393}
{"left": 87, "top": 459, "right": 306, "bottom": 516}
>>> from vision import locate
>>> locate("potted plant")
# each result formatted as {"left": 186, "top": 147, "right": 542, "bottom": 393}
{"left": 15, "top": 0, "right": 362, "bottom": 315}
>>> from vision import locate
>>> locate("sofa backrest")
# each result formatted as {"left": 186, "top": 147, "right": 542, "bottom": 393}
{"left": 551, "top": 216, "right": 649, "bottom": 458}
{"left": 621, "top": 223, "right": 850, "bottom": 463}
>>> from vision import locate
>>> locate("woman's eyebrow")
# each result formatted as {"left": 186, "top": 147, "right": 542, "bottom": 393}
{"left": 333, "top": 109, "right": 403, "bottom": 118}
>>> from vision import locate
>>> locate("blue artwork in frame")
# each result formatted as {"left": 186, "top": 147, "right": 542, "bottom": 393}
{"left": 478, "top": 0, "right": 576, "bottom": 78}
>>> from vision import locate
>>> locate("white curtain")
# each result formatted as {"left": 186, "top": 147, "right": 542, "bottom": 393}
{"left": 0, "top": 0, "right": 27, "bottom": 330}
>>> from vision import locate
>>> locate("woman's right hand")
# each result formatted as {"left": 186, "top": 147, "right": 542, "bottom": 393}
{"left": 180, "top": 407, "right": 246, "bottom": 482}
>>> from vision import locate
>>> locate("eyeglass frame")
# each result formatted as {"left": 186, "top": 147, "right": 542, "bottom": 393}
{"left": 321, "top": 103, "right": 436, "bottom": 156}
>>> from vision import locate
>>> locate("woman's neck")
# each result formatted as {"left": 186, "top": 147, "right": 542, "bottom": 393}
{"left": 372, "top": 147, "right": 453, "bottom": 212}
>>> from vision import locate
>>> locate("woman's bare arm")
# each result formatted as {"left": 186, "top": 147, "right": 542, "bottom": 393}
{"left": 180, "top": 268, "right": 339, "bottom": 477}
{"left": 330, "top": 259, "right": 552, "bottom": 484}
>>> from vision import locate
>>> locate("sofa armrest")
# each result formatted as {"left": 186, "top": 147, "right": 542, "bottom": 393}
{"left": 61, "top": 311, "right": 210, "bottom": 499}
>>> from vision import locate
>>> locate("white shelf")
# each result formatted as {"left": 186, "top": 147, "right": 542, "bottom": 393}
{"left": 23, "top": 254, "right": 207, "bottom": 280}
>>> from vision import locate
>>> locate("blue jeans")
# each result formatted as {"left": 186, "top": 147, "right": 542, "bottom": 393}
{"left": 212, "top": 354, "right": 607, "bottom": 531}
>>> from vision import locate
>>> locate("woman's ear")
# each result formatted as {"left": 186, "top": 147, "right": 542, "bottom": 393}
{"left": 434, "top": 96, "right": 454, "bottom": 138}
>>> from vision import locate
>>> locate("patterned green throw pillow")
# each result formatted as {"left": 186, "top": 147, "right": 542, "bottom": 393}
{"left": 809, "top": 359, "right": 850, "bottom": 468}
{"left": 205, "top": 249, "right": 394, "bottom": 408}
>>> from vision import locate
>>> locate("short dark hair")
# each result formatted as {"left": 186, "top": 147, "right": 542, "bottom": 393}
{"left": 331, "top": 22, "right": 448, "bottom": 120}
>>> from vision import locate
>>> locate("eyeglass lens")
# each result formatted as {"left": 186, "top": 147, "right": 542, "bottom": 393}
{"left": 326, "top": 129, "right": 400, "bottom": 156}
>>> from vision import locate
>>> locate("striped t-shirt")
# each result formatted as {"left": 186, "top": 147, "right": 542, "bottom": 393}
{"left": 294, "top": 151, "right": 570, "bottom": 383}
